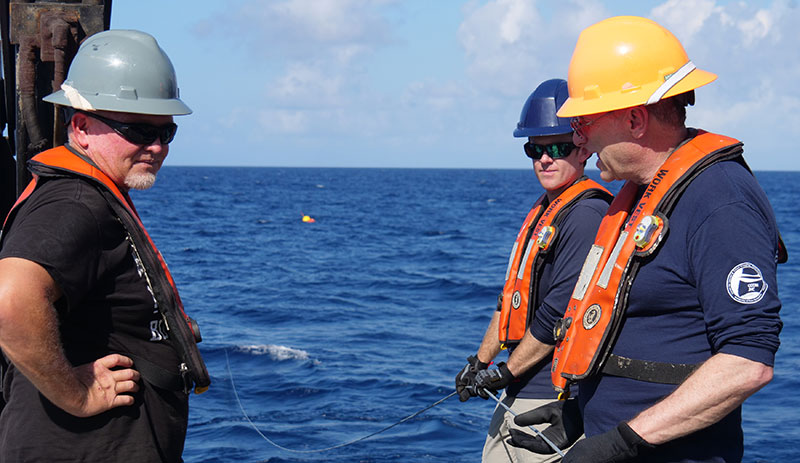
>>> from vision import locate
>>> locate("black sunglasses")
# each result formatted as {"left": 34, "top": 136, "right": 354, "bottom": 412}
{"left": 523, "top": 141, "right": 576, "bottom": 160}
{"left": 79, "top": 110, "right": 178, "bottom": 145}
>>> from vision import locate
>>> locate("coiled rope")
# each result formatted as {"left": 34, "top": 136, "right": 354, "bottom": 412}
{"left": 225, "top": 348, "right": 457, "bottom": 454}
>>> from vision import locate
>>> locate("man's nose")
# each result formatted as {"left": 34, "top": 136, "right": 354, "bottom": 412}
{"left": 144, "top": 139, "right": 169, "bottom": 157}
{"left": 146, "top": 136, "right": 168, "bottom": 149}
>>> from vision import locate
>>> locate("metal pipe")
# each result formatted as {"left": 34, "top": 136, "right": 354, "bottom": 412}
{"left": 49, "top": 17, "right": 70, "bottom": 146}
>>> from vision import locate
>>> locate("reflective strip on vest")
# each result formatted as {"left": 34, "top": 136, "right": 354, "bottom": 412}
{"left": 498, "top": 177, "right": 612, "bottom": 346}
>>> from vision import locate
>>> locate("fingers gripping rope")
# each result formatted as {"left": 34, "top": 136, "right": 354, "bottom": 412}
{"left": 225, "top": 348, "right": 458, "bottom": 454}
{"left": 485, "top": 392, "right": 566, "bottom": 457}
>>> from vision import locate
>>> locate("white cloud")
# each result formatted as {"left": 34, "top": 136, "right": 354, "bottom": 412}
{"left": 457, "top": 0, "right": 544, "bottom": 96}
{"left": 456, "top": 0, "right": 612, "bottom": 98}
{"left": 498, "top": 0, "right": 537, "bottom": 43}
{"left": 199, "top": 0, "right": 402, "bottom": 136}
{"left": 216, "top": 0, "right": 395, "bottom": 55}
{"left": 257, "top": 109, "right": 309, "bottom": 134}
{"left": 448, "top": 0, "right": 800, "bottom": 169}
{"left": 648, "top": 0, "right": 800, "bottom": 169}
{"left": 649, "top": 0, "right": 784, "bottom": 49}
{"left": 186, "top": 0, "right": 799, "bottom": 169}
{"left": 267, "top": 62, "right": 346, "bottom": 107}
{"left": 737, "top": 9, "right": 774, "bottom": 45}
{"left": 272, "top": 0, "right": 388, "bottom": 42}
{"left": 650, "top": 0, "right": 720, "bottom": 44}
{"left": 402, "top": 81, "right": 469, "bottom": 112}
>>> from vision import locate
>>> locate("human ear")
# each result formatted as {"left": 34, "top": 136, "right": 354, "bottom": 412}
{"left": 628, "top": 106, "right": 648, "bottom": 139}
{"left": 69, "top": 112, "right": 91, "bottom": 148}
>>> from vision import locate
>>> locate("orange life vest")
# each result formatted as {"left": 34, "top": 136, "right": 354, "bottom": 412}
{"left": 498, "top": 177, "right": 612, "bottom": 346}
{"left": 550, "top": 131, "right": 755, "bottom": 394}
{"left": 2, "top": 146, "right": 210, "bottom": 394}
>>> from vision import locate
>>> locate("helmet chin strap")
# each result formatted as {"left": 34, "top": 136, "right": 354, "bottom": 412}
{"left": 646, "top": 61, "right": 696, "bottom": 105}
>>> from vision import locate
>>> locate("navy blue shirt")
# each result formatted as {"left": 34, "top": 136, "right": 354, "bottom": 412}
{"left": 579, "top": 157, "right": 782, "bottom": 462}
{"left": 505, "top": 195, "right": 610, "bottom": 399}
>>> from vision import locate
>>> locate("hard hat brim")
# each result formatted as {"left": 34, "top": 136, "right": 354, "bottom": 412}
{"left": 513, "top": 125, "right": 573, "bottom": 138}
{"left": 43, "top": 89, "right": 193, "bottom": 116}
{"left": 556, "top": 68, "right": 717, "bottom": 118}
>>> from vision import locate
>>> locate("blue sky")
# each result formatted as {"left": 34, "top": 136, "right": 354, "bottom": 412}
{"left": 110, "top": 0, "right": 800, "bottom": 170}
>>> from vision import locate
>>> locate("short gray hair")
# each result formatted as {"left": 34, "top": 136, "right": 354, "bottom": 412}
{"left": 646, "top": 91, "right": 694, "bottom": 128}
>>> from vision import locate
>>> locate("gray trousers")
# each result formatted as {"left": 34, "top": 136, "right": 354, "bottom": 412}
{"left": 481, "top": 393, "right": 582, "bottom": 463}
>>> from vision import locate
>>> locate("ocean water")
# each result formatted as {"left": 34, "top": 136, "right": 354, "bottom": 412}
{"left": 130, "top": 167, "right": 800, "bottom": 463}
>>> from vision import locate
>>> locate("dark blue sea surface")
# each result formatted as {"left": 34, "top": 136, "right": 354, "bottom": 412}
{"left": 130, "top": 167, "right": 800, "bottom": 463}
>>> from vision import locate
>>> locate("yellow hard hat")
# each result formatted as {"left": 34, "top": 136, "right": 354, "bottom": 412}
{"left": 557, "top": 16, "right": 717, "bottom": 118}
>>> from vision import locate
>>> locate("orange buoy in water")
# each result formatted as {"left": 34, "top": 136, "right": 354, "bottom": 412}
{"left": 302, "top": 215, "right": 316, "bottom": 223}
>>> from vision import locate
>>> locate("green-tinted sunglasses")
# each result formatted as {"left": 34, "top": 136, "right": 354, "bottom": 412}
{"left": 523, "top": 141, "right": 576, "bottom": 160}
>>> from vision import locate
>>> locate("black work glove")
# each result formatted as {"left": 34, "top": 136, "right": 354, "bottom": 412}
{"left": 562, "top": 422, "right": 654, "bottom": 463}
{"left": 474, "top": 362, "right": 514, "bottom": 394}
{"left": 455, "top": 355, "right": 488, "bottom": 402}
{"left": 507, "top": 398, "right": 583, "bottom": 454}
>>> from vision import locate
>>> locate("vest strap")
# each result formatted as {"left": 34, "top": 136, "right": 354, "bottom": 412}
{"left": 128, "top": 354, "right": 187, "bottom": 392}
{"left": 601, "top": 354, "right": 698, "bottom": 385}
{"left": 498, "top": 177, "right": 612, "bottom": 345}
{"left": 8, "top": 146, "right": 210, "bottom": 393}
{"left": 551, "top": 131, "right": 748, "bottom": 394}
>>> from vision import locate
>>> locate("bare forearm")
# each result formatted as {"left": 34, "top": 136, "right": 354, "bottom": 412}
{"left": 0, "top": 258, "right": 139, "bottom": 417}
{"left": 628, "top": 353, "right": 772, "bottom": 445}
{"left": 475, "top": 310, "right": 554, "bottom": 376}
{"left": 0, "top": 263, "right": 86, "bottom": 412}
{"left": 476, "top": 311, "right": 502, "bottom": 364}
{"left": 0, "top": 312, "right": 86, "bottom": 410}
{"left": 506, "top": 330, "right": 553, "bottom": 377}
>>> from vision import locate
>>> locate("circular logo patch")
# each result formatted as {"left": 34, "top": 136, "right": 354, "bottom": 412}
{"left": 583, "top": 304, "right": 602, "bottom": 330}
{"left": 726, "top": 262, "right": 768, "bottom": 304}
{"left": 511, "top": 291, "right": 521, "bottom": 309}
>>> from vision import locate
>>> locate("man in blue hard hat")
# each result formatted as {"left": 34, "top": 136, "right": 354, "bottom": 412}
{"left": 454, "top": 78, "right": 612, "bottom": 462}
{"left": 0, "top": 30, "right": 208, "bottom": 461}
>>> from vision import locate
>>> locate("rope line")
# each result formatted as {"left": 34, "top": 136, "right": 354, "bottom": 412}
{"left": 486, "top": 392, "right": 565, "bottom": 457}
{"left": 225, "top": 348, "right": 457, "bottom": 454}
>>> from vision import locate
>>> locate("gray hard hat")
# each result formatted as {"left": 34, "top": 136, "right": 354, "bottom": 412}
{"left": 43, "top": 29, "right": 191, "bottom": 115}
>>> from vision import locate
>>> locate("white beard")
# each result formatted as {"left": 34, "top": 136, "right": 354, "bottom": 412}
{"left": 124, "top": 172, "right": 157, "bottom": 190}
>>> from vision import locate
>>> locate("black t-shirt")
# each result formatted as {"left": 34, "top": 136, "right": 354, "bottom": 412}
{"left": 0, "top": 176, "right": 188, "bottom": 462}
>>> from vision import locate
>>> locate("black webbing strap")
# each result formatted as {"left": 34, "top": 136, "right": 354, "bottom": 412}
{"left": 128, "top": 354, "right": 187, "bottom": 393}
{"left": 601, "top": 354, "right": 699, "bottom": 385}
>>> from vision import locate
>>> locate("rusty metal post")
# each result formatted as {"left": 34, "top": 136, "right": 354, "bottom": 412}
{"left": 7, "top": 0, "right": 107, "bottom": 194}
{"left": 15, "top": 35, "right": 43, "bottom": 191}
{"left": 41, "top": 14, "right": 74, "bottom": 147}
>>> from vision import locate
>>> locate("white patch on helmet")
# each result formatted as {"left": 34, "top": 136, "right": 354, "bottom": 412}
{"left": 61, "top": 84, "right": 95, "bottom": 111}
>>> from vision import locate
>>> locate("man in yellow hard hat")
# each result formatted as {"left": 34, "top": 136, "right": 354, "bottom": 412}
{"left": 509, "top": 16, "right": 784, "bottom": 462}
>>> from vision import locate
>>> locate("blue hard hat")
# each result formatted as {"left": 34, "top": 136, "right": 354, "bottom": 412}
{"left": 513, "top": 79, "right": 572, "bottom": 138}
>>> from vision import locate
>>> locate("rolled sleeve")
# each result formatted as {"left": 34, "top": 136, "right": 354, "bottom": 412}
{"left": 690, "top": 202, "right": 782, "bottom": 366}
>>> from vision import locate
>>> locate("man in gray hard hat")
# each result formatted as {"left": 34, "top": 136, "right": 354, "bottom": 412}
{"left": 0, "top": 30, "right": 208, "bottom": 461}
